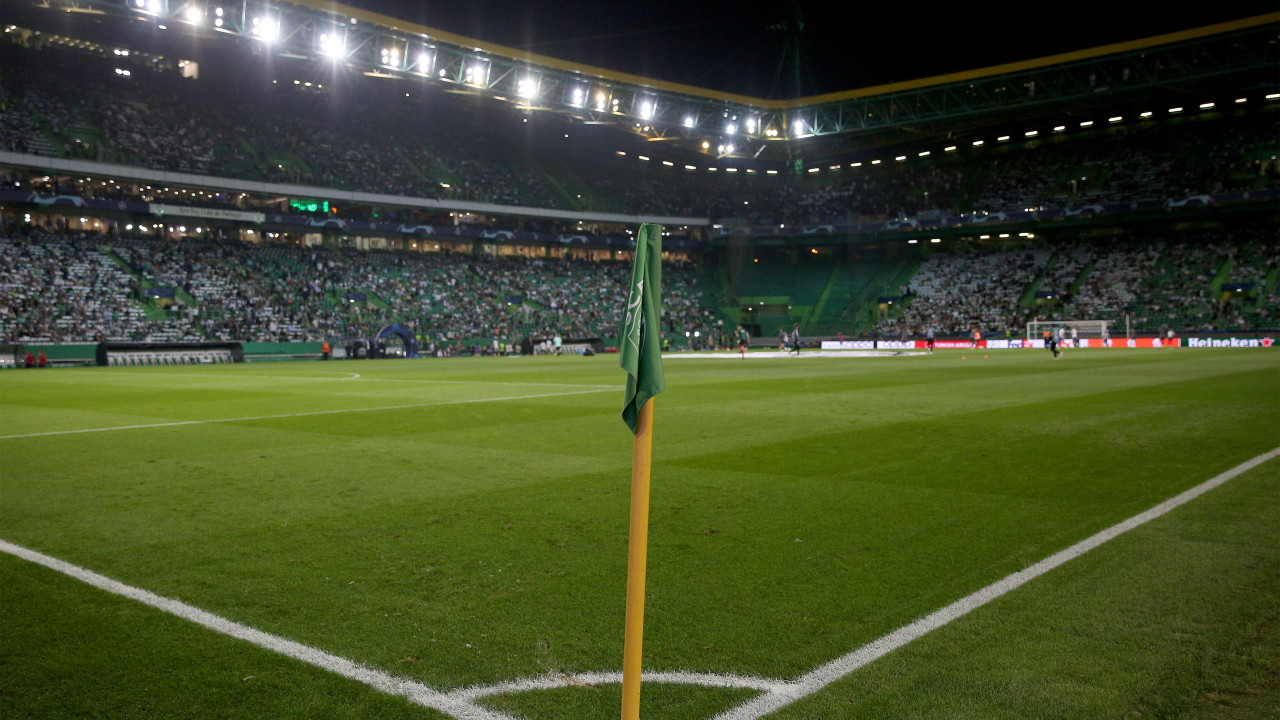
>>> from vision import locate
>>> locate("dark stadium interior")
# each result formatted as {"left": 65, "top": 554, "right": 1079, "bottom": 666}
{"left": 1, "top": 1, "right": 1277, "bottom": 358}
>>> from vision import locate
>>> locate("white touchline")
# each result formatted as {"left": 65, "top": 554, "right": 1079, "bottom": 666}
{"left": 1, "top": 447, "right": 1275, "bottom": 720}
{"left": 0, "top": 539, "right": 519, "bottom": 720}
{"left": 0, "top": 388, "right": 615, "bottom": 440}
{"left": 709, "top": 445, "right": 1280, "bottom": 720}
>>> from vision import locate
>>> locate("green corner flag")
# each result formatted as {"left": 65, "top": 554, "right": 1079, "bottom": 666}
{"left": 620, "top": 223, "right": 666, "bottom": 434}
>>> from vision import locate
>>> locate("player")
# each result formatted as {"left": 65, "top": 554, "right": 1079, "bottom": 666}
{"left": 1046, "top": 328, "right": 1060, "bottom": 358}
{"left": 790, "top": 323, "right": 801, "bottom": 356}
{"left": 778, "top": 328, "right": 788, "bottom": 352}
{"left": 736, "top": 324, "right": 750, "bottom": 359}
{"left": 926, "top": 326, "right": 935, "bottom": 354}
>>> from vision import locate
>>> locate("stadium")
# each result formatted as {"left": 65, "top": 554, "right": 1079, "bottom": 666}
{"left": 1, "top": 1, "right": 1278, "bottom": 718}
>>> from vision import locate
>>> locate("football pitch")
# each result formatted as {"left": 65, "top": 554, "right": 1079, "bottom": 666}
{"left": 2, "top": 349, "right": 1277, "bottom": 720}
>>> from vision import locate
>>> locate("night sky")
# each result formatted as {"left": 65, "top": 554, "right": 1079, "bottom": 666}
{"left": 338, "top": 1, "right": 1278, "bottom": 98}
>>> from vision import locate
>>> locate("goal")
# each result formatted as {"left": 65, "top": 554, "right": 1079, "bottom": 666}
{"left": 1026, "top": 320, "right": 1109, "bottom": 341}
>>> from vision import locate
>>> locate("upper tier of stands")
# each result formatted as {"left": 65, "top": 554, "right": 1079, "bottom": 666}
{"left": 2, "top": 40, "right": 1277, "bottom": 226}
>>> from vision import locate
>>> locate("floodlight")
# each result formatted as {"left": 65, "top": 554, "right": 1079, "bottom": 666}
{"left": 895, "top": 155, "right": 906, "bottom": 161}
{"left": 997, "top": 135, "right": 1010, "bottom": 142}
{"left": 725, "top": 144, "right": 734, "bottom": 154}
{"left": 186, "top": 6, "right": 203, "bottom": 23}
{"left": 683, "top": 116, "right": 694, "bottom": 128}
{"left": 1108, "top": 116, "right": 1122, "bottom": 123}
{"left": 1198, "top": 102, "right": 1214, "bottom": 109}
{"left": 725, "top": 122, "right": 736, "bottom": 134}
{"left": 318, "top": 32, "right": 344, "bottom": 57}
{"left": 1168, "top": 107, "right": 1183, "bottom": 113}
{"left": 1080, "top": 120, "right": 1094, "bottom": 127}
{"left": 1024, "top": 130, "right": 1037, "bottom": 137}
{"left": 640, "top": 102, "right": 654, "bottom": 120}
{"left": 746, "top": 118, "right": 757, "bottom": 133}
{"left": 253, "top": 17, "right": 278, "bottom": 43}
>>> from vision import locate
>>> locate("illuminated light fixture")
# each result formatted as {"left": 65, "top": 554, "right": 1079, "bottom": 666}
{"left": 792, "top": 119, "right": 806, "bottom": 136}
{"left": 615, "top": 151, "right": 626, "bottom": 156}
{"left": 661, "top": 160, "right": 674, "bottom": 167}
{"left": 1024, "top": 130, "right": 1038, "bottom": 137}
{"left": 871, "top": 159, "right": 882, "bottom": 165}
{"left": 716, "top": 144, "right": 724, "bottom": 153}
{"left": 944, "top": 145, "right": 956, "bottom": 152}
{"left": 1168, "top": 106, "right": 1183, "bottom": 113}
{"left": 808, "top": 167, "right": 820, "bottom": 173}
{"left": 1266, "top": 93, "right": 1280, "bottom": 100}
{"left": 708, "top": 167, "right": 718, "bottom": 172}
{"left": 999, "top": 233, "right": 1010, "bottom": 238}
{"left": 829, "top": 165, "right": 840, "bottom": 170}
{"left": 1053, "top": 126, "right": 1065, "bottom": 132}
{"left": 1199, "top": 102, "right": 1214, "bottom": 109}
{"left": 252, "top": 17, "right": 278, "bottom": 42}
{"left": 517, "top": 77, "right": 537, "bottom": 99}
{"left": 746, "top": 118, "right": 757, "bottom": 133}
{"left": 570, "top": 87, "right": 584, "bottom": 106}
{"left": 438, "top": 69, "right": 447, "bottom": 78}
{"left": 746, "top": 169, "right": 757, "bottom": 174}
{"left": 1080, "top": 120, "right": 1094, "bottom": 127}
{"left": 215, "top": 18, "right": 222, "bottom": 27}
{"left": 318, "top": 32, "right": 344, "bottom": 57}
{"left": 918, "top": 151, "right": 930, "bottom": 157}
{"left": 640, "top": 102, "right": 655, "bottom": 120}
{"left": 638, "top": 155, "right": 649, "bottom": 161}
{"left": 980, "top": 234, "right": 990, "bottom": 239}
{"left": 908, "top": 239, "right": 918, "bottom": 244}
{"left": 972, "top": 140, "right": 984, "bottom": 146}
{"left": 997, "top": 135, "right": 1010, "bottom": 142}
{"left": 851, "top": 162, "right": 862, "bottom": 167}
{"left": 726, "top": 122, "right": 736, "bottom": 134}
{"left": 1138, "top": 111, "right": 1152, "bottom": 118}
{"left": 725, "top": 144, "right": 734, "bottom": 154}
{"left": 684, "top": 164, "right": 696, "bottom": 170}
{"left": 683, "top": 116, "right": 694, "bottom": 128}
{"left": 895, "top": 155, "right": 907, "bottom": 161}
{"left": 930, "top": 238, "right": 941, "bottom": 243}
{"left": 1235, "top": 98, "right": 1247, "bottom": 104}
{"left": 185, "top": 6, "right": 202, "bottom": 23}
{"left": 215, "top": 6, "right": 223, "bottom": 15}
{"left": 701, "top": 141, "right": 710, "bottom": 150}
{"left": 766, "top": 169, "right": 778, "bottom": 175}
{"left": 1108, "top": 116, "right": 1122, "bottom": 123}
{"left": 725, "top": 168, "right": 738, "bottom": 173}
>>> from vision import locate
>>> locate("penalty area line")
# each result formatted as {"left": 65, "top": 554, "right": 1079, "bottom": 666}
{"left": 0, "top": 388, "right": 615, "bottom": 440}
{"left": 711, "top": 445, "right": 1280, "bottom": 720}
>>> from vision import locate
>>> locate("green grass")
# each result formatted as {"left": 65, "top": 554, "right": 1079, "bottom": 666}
{"left": 1, "top": 349, "right": 1277, "bottom": 719}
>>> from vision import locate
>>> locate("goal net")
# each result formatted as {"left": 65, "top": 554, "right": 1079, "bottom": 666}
{"left": 1026, "top": 320, "right": 1109, "bottom": 340}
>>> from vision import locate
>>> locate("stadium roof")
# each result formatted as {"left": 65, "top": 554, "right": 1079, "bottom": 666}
{"left": 8, "top": 0, "right": 1279, "bottom": 161}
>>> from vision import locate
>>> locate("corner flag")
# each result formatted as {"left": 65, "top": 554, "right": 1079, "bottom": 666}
{"left": 618, "top": 223, "right": 665, "bottom": 720}
{"left": 620, "top": 223, "right": 666, "bottom": 433}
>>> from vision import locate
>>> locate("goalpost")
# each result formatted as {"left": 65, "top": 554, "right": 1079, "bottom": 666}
{"left": 1026, "top": 320, "right": 1110, "bottom": 341}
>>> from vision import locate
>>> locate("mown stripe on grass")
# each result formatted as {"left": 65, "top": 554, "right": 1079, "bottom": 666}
{"left": 3, "top": 448, "right": 1273, "bottom": 720}
{"left": 710, "top": 445, "right": 1280, "bottom": 720}
{"left": 0, "top": 388, "right": 615, "bottom": 440}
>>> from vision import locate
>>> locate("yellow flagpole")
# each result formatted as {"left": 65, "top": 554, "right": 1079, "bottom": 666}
{"left": 621, "top": 397, "right": 654, "bottom": 720}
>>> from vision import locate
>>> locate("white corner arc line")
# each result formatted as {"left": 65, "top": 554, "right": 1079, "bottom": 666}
{"left": 0, "top": 538, "right": 519, "bottom": 720}
{"left": 2, "top": 448, "right": 1274, "bottom": 720}
{"left": 709, "top": 445, "right": 1280, "bottom": 720}
{"left": 0, "top": 388, "right": 615, "bottom": 440}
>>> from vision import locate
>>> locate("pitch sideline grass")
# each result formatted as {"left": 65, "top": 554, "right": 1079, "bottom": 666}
{"left": 1, "top": 349, "right": 1276, "bottom": 719}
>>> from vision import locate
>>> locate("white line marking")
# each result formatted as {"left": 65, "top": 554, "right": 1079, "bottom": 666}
{"left": 0, "top": 388, "right": 615, "bottom": 440}
{"left": 2, "top": 448, "right": 1274, "bottom": 720}
{"left": 0, "top": 539, "right": 519, "bottom": 720}
{"left": 53, "top": 370, "right": 611, "bottom": 388}
{"left": 709, "top": 445, "right": 1280, "bottom": 720}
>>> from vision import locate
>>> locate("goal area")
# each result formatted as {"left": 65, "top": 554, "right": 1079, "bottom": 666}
{"left": 1026, "top": 320, "right": 1109, "bottom": 340}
